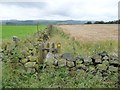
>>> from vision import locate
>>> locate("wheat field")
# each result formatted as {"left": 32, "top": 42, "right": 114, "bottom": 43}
{"left": 57, "top": 24, "right": 118, "bottom": 42}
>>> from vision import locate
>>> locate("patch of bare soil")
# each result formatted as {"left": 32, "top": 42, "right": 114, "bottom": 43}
{"left": 56, "top": 24, "right": 118, "bottom": 42}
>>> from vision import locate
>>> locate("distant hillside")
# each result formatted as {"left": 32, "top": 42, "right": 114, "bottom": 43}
{"left": 1, "top": 19, "right": 118, "bottom": 25}
{"left": 1, "top": 20, "right": 89, "bottom": 25}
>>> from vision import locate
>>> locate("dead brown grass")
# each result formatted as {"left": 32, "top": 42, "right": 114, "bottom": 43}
{"left": 56, "top": 24, "right": 118, "bottom": 42}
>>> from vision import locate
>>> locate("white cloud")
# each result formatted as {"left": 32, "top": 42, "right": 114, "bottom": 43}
{"left": 0, "top": 0, "right": 119, "bottom": 21}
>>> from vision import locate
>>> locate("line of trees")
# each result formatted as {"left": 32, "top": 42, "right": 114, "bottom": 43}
{"left": 85, "top": 20, "right": 120, "bottom": 24}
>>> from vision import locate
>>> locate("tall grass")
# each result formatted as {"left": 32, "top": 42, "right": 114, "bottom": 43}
{"left": 50, "top": 27, "right": 118, "bottom": 56}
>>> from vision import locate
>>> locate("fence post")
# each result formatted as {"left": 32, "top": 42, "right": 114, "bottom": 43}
{"left": 44, "top": 42, "right": 49, "bottom": 59}
{"left": 51, "top": 43, "right": 55, "bottom": 48}
{"left": 46, "top": 42, "right": 50, "bottom": 49}
{"left": 48, "top": 25, "right": 53, "bottom": 36}
{"left": 38, "top": 43, "right": 44, "bottom": 64}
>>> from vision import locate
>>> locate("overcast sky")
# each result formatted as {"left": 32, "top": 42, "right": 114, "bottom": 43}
{"left": 0, "top": 0, "right": 119, "bottom": 21}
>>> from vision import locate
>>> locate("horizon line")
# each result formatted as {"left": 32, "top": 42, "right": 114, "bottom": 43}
{"left": 0, "top": 19, "right": 119, "bottom": 22}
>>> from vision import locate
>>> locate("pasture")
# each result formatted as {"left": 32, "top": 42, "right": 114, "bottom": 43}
{"left": 1, "top": 25, "right": 46, "bottom": 39}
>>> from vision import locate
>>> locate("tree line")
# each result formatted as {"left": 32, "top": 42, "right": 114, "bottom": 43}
{"left": 85, "top": 20, "right": 120, "bottom": 24}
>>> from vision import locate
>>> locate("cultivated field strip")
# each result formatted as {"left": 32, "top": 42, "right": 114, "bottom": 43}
{"left": 57, "top": 24, "right": 118, "bottom": 42}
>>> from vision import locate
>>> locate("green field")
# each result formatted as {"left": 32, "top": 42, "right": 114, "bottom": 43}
{"left": 1, "top": 25, "right": 46, "bottom": 39}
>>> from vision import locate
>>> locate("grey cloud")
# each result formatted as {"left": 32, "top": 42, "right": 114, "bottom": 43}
{"left": 48, "top": 9, "right": 71, "bottom": 17}
{"left": 45, "top": 4, "right": 72, "bottom": 17}
{"left": 0, "top": 2, "right": 47, "bottom": 8}
{"left": 0, "top": 0, "right": 119, "bottom": 20}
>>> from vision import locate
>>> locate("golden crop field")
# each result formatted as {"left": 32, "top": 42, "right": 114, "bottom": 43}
{"left": 57, "top": 24, "right": 118, "bottom": 42}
